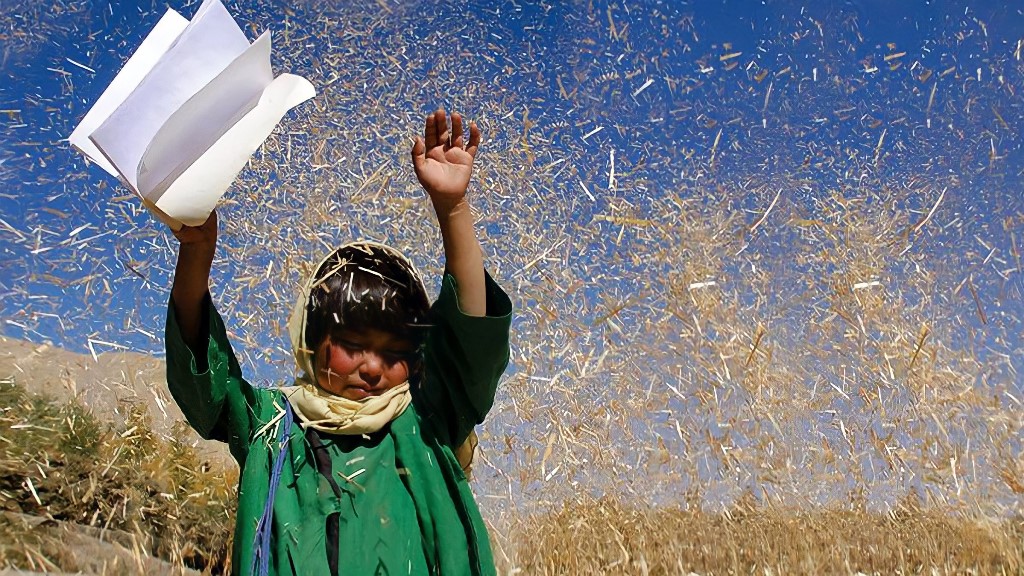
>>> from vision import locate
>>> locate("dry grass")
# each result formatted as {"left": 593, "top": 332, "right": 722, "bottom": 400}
{"left": 5, "top": 367, "right": 1023, "bottom": 575}
{"left": 0, "top": 376, "right": 236, "bottom": 574}
{"left": 500, "top": 496, "right": 1024, "bottom": 575}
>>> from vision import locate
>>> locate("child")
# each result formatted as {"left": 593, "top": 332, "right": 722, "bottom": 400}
{"left": 166, "top": 110, "right": 512, "bottom": 575}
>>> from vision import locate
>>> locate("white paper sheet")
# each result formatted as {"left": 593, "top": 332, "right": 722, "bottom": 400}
{"left": 89, "top": 0, "right": 250, "bottom": 189}
{"left": 68, "top": 9, "right": 188, "bottom": 180}
{"left": 138, "top": 31, "right": 274, "bottom": 200}
{"left": 154, "top": 74, "right": 316, "bottom": 226}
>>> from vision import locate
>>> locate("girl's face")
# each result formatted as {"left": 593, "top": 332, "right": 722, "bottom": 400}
{"left": 314, "top": 329, "right": 415, "bottom": 400}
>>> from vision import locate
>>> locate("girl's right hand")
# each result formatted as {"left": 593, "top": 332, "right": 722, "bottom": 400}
{"left": 173, "top": 210, "right": 218, "bottom": 249}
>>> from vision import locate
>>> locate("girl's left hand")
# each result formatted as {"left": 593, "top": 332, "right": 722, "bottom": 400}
{"left": 411, "top": 109, "right": 481, "bottom": 204}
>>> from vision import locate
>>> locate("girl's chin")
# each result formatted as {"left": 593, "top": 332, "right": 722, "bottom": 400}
{"left": 342, "top": 386, "right": 393, "bottom": 400}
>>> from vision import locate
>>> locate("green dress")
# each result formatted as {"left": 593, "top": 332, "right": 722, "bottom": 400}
{"left": 165, "top": 272, "right": 512, "bottom": 576}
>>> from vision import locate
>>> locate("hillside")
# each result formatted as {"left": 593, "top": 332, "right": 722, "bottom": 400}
{"left": 0, "top": 336, "right": 235, "bottom": 574}
{"left": 0, "top": 336, "right": 230, "bottom": 465}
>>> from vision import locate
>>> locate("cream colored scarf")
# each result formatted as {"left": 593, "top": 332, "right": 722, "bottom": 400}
{"left": 279, "top": 382, "right": 411, "bottom": 435}
{"left": 282, "top": 241, "right": 424, "bottom": 435}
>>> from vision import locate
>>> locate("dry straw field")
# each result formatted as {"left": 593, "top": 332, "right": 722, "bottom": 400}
{"left": 0, "top": 340, "right": 1021, "bottom": 574}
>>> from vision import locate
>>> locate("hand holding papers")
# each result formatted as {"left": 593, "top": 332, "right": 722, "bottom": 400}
{"left": 69, "top": 0, "right": 315, "bottom": 229}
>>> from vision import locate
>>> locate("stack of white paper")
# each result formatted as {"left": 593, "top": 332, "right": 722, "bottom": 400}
{"left": 69, "top": 0, "right": 315, "bottom": 229}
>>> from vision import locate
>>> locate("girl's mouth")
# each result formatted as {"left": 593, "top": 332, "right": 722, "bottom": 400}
{"left": 347, "top": 384, "right": 386, "bottom": 399}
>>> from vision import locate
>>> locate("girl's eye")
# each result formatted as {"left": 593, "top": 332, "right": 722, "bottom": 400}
{"left": 336, "top": 340, "right": 362, "bottom": 352}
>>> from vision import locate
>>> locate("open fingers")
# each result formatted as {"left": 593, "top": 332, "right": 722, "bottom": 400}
{"left": 421, "top": 109, "right": 480, "bottom": 156}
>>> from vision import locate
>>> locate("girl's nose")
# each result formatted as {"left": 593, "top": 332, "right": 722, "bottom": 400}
{"left": 359, "top": 352, "right": 384, "bottom": 380}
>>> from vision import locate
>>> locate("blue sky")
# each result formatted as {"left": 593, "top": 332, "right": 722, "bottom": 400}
{"left": 1, "top": 0, "right": 1021, "bottom": 510}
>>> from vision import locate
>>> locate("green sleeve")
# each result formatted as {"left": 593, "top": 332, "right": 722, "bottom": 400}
{"left": 164, "top": 292, "right": 257, "bottom": 465}
{"left": 419, "top": 270, "right": 513, "bottom": 448}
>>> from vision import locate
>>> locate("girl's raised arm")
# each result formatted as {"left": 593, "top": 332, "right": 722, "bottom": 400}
{"left": 170, "top": 210, "right": 218, "bottom": 366}
{"left": 410, "top": 109, "right": 486, "bottom": 316}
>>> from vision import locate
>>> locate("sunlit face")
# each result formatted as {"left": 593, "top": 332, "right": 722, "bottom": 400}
{"left": 314, "top": 329, "right": 415, "bottom": 401}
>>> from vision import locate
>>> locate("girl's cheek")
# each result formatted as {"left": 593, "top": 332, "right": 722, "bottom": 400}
{"left": 387, "top": 362, "right": 410, "bottom": 383}
{"left": 325, "top": 346, "right": 360, "bottom": 375}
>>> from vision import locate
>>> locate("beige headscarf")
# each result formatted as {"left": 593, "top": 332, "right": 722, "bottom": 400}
{"left": 279, "top": 241, "right": 425, "bottom": 435}
{"left": 278, "top": 241, "right": 480, "bottom": 477}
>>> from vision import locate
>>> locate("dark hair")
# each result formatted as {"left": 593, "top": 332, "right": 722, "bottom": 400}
{"left": 304, "top": 245, "right": 431, "bottom": 379}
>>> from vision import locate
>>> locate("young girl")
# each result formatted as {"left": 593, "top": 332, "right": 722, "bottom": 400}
{"left": 166, "top": 110, "right": 512, "bottom": 575}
